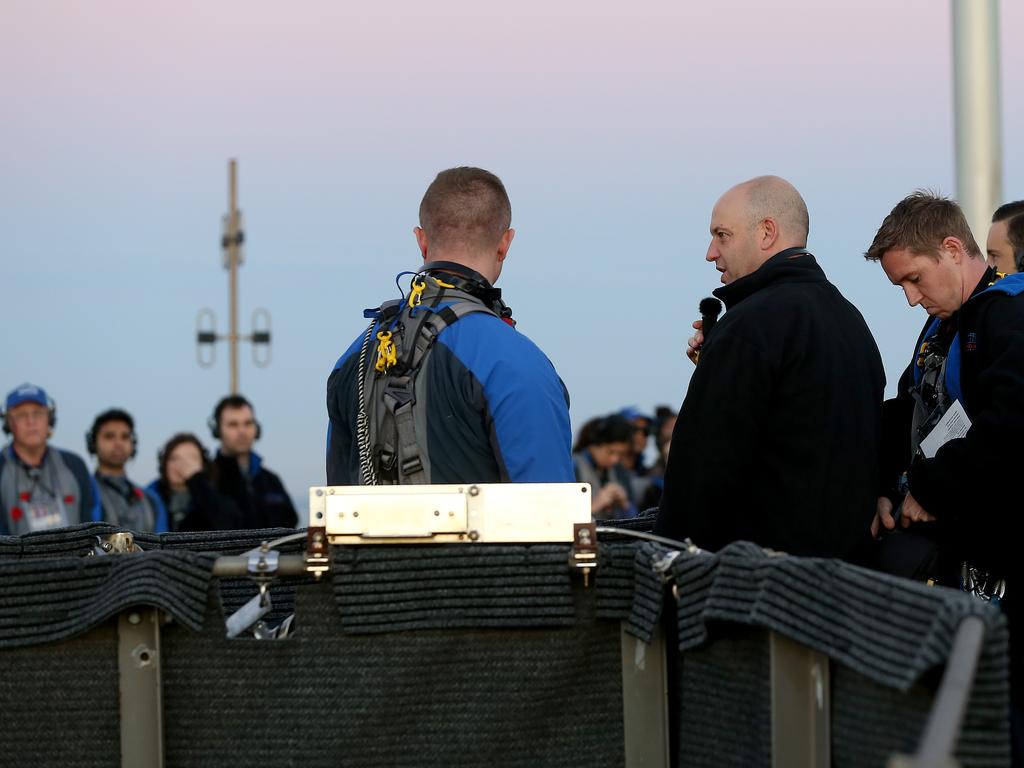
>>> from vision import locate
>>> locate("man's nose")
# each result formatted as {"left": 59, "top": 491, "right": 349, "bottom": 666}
{"left": 904, "top": 286, "right": 922, "bottom": 307}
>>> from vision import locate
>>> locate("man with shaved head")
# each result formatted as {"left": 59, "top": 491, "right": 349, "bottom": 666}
{"left": 655, "top": 176, "right": 884, "bottom": 560}
{"left": 326, "top": 167, "right": 573, "bottom": 486}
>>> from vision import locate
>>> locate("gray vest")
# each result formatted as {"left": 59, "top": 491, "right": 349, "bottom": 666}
{"left": 1, "top": 447, "right": 82, "bottom": 536}
{"left": 95, "top": 474, "right": 158, "bottom": 532}
{"left": 356, "top": 277, "right": 498, "bottom": 485}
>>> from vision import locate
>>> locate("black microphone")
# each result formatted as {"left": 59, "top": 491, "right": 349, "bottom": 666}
{"left": 695, "top": 297, "right": 722, "bottom": 362}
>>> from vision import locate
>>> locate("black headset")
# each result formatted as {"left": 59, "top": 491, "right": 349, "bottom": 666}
{"left": 85, "top": 408, "right": 138, "bottom": 458}
{"left": 1, "top": 392, "right": 57, "bottom": 436}
{"left": 208, "top": 395, "right": 262, "bottom": 441}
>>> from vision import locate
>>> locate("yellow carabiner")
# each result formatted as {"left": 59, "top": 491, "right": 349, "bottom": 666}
{"left": 433, "top": 276, "right": 455, "bottom": 289}
{"left": 408, "top": 279, "right": 426, "bottom": 309}
{"left": 375, "top": 330, "right": 397, "bottom": 372}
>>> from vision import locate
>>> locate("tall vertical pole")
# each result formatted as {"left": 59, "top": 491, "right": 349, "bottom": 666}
{"left": 952, "top": 0, "right": 1002, "bottom": 244}
{"left": 227, "top": 159, "right": 240, "bottom": 395}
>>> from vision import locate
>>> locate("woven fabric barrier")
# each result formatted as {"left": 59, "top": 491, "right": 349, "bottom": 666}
{"left": 664, "top": 540, "right": 1011, "bottom": 768}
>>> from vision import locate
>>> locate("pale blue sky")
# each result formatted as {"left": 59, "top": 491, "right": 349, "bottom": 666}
{"left": 1, "top": 0, "right": 1021, "bottom": 511}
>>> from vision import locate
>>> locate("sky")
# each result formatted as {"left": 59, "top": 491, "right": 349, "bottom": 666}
{"left": 1, "top": 0, "right": 1022, "bottom": 514}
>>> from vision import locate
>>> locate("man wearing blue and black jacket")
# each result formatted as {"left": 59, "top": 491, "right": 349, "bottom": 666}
{"left": 326, "top": 167, "right": 573, "bottom": 486}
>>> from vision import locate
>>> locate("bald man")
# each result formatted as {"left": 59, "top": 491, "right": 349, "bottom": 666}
{"left": 654, "top": 176, "right": 885, "bottom": 560}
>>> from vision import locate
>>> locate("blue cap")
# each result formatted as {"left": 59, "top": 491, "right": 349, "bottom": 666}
{"left": 618, "top": 406, "right": 652, "bottom": 424}
{"left": 5, "top": 383, "right": 50, "bottom": 412}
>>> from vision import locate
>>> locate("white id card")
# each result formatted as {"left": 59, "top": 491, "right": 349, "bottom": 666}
{"left": 920, "top": 400, "right": 972, "bottom": 458}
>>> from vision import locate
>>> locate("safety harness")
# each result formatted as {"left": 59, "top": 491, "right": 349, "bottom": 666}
{"left": 355, "top": 263, "right": 512, "bottom": 485}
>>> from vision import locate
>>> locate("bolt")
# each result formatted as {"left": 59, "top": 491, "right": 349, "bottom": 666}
{"left": 468, "top": 485, "right": 480, "bottom": 497}
{"left": 316, "top": 511, "right": 324, "bottom": 520}
{"left": 102, "top": 542, "right": 112, "bottom": 552}
{"left": 468, "top": 530, "right": 480, "bottom": 541}
{"left": 434, "top": 510, "right": 440, "bottom": 516}
{"left": 315, "top": 489, "right": 323, "bottom": 497}
{"left": 128, "top": 613, "right": 141, "bottom": 625}
{"left": 353, "top": 511, "right": 359, "bottom": 517}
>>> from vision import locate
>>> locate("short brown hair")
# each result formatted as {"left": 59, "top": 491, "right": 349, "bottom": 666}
{"left": 864, "top": 190, "right": 981, "bottom": 262}
{"left": 1007, "top": 214, "right": 1024, "bottom": 254}
{"left": 419, "top": 167, "right": 512, "bottom": 250}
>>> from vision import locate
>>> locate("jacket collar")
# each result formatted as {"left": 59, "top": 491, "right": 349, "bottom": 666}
{"left": 713, "top": 247, "right": 822, "bottom": 310}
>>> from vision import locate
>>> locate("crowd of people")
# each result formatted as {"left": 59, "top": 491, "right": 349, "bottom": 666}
{"left": 0, "top": 389, "right": 297, "bottom": 536}
{"left": 6, "top": 165, "right": 1024, "bottom": 758}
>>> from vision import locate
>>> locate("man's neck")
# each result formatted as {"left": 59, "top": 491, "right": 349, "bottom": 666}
{"left": 97, "top": 464, "right": 127, "bottom": 478}
{"left": 13, "top": 443, "right": 46, "bottom": 467}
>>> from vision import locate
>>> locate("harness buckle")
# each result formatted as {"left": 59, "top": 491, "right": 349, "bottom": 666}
{"left": 401, "top": 455, "right": 424, "bottom": 477}
{"left": 383, "top": 376, "right": 415, "bottom": 408}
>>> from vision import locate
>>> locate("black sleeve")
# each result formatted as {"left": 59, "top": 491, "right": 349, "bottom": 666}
{"left": 654, "top": 333, "right": 772, "bottom": 546}
{"left": 179, "top": 472, "right": 243, "bottom": 531}
{"left": 878, "top": 364, "right": 915, "bottom": 503}
{"left": 907, "top": 298, "right": 1024, "bottom": 569}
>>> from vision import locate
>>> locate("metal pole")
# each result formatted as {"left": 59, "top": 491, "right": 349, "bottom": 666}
{"left": 227, "top": 159, "right": 240, "bottom": 395}
{"left": 952, "top": 0, "right": 1002, "bottom": 244}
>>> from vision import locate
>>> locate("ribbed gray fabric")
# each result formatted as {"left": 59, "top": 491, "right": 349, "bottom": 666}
{"left": 0, "top": 621, "right": 120, "bottom": 767}
{"left": 0, "top": 550, "right": 214, "bottom": 648}
{"left": 161, "top": 576, "right": 625, "bottom": 767}
{"left": 331, "top": 544, "right": 579, "bottom": 632}
{"left": 664, "top": 540, "right": 1011, "bottom": 768}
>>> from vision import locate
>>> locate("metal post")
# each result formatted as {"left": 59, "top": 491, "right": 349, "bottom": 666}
{"left": 118, "top": 608, "right": 164, "bottom": 768}
{"left": 620, "top": 624, "right": 670, "bottom": 768}
{"left": 952, "top": 0, "right": 1002, "bottom": 243}
{"left": 227, "top": 159, "right": 240, "bottom": 395}
{"left": 770, "top": 632, "right": 830, "bottom": 768}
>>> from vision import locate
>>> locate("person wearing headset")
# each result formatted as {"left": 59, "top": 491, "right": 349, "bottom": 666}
{"left": 0, "top": 383, "right": 99, "bottom": 536}
{"left": 87, "top": 408, "right": 168, "bottom": 532}
{"left": 326, "top": 166, "right": 573, "bottom": 486}
{"left": 1006, "top": 213, "right": 1024, "bottom": 275}
{"left": 146, "top": 433, "right": 241, "bottom": 531}
{"left": 986, "top": 201, "right": 1024, "bottom": 274}
{"left": 208, "top": 394, "right": 297, "bottom": 529}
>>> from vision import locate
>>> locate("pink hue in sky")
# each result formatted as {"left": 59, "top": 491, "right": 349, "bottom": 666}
{"left": 0, "top": 0, "right": 1021, "bottom": 501}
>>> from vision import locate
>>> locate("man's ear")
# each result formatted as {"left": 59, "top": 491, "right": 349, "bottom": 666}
{"left": 759, "top": 218, "right": 779, "bottom": 251}
{"left": 497, "top": 228, "right": 515, "bottom": 264}
{"left": 414, "top": 227, "right": 429, "bottom": 261}
{"left": 942, "top": 236, "right": 967, "bottom": 264}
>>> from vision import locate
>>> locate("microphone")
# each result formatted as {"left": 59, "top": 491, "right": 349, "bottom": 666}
{"left": 695, "top": 297, "right": 722, "bottom": 362}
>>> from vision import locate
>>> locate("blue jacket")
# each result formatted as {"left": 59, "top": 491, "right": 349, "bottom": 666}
{"left": 326, "top": 278, "right": 573, "bottom": 485}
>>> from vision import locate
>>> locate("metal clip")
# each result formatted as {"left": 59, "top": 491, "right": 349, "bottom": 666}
{"left": 305, "top": 527, "right": 331, "bottom": 581}
{"left": 88, "top": 532, "right": 142, "bottom": 556}
{"left": 569, "top": 522, "right": 598, "bottom": 587}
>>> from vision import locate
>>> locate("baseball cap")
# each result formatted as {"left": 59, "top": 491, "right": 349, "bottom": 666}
{"left": 5, "top": 383, "right": 50, "bottom": 411}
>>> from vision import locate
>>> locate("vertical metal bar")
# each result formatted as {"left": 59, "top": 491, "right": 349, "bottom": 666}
{"left": 227, "top": 158, "right": 240, "bottom": 395}
{"left": 770, "top": 631, "right": 830, "bottom": 768}
{"left": 118, "top": 608, "right": 164, "bottom": 768}
{"left": 952, "top": 0, "right": 1002, "bottom": 243}
{"left": 620, "top": 623, "right": 670, "bottom": 768}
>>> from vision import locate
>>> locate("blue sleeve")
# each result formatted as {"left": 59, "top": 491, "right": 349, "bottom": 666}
{"left": 438, "top": 315, "right": 574, "bottom": 483}
{"left": 147, "top": 488, "right": 170, "bottom": 533}
{"left": 326, "top": 332, "right": 365, "bottom": 485}
{"left": 88, "top": 475, "right": 102, "bottom": 522}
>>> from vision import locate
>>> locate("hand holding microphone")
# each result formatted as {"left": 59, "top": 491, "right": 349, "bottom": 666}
{"left": 689, "top": 297, "right": 722, "bottom": 364}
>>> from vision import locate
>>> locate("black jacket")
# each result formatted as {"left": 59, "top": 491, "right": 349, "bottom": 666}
{"left": 879, "top": 268, "right": 1024, "bottom": 706}
{"left": 212, "top": 451, "right": 298, "bottom": 529}
{"left": 147, "top": 473, "right": 242, "bottom": 532}
{"left": 655, "top": 250, "right": 885, "bottom": 560}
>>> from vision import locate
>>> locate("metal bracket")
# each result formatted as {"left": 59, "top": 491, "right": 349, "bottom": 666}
{"left": 305, "top": 526, "right": 330, "bottom": 581}
{"left": 118, "top": 608, "right": 164, "bottom": 768}
{"left": 89, "top": 532, "right": 142, "bottom": 556}
{"left": 570, "top": 521, "right": 598, "bottom": 587}
{"left": 770, "top": 631, "right": 830, "bottom": 768}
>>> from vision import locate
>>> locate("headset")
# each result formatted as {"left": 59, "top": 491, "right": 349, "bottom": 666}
{"left": 208, "top": 395, "right": 262, "bottom": 441}
{"left": 85, "top": 408, "right": 138, "bottom": 458}
{"left": 1, "top": 390, "right": 57, "bottom": 436}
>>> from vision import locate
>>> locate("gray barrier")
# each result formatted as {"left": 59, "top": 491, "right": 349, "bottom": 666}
{"left": 0, "top": 523, "right": 1011, "bottom": 767}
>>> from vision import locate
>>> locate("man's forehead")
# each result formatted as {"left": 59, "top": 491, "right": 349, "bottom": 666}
{"left": 99, "top": 420, "right": 132, "bottom": 433}
{"left": 222, "top": 405, "right": 254, "bottom": 420}
{"left": 710, "top": 187, "right": 746, "bottom": 225}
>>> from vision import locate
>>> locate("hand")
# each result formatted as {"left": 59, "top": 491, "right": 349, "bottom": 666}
{"left": 593, "top": 483, "right": 628, "bottom": 513}
{"left": 686, "top": 319, "right": 704, "bottom": 364}
{"left": 900, "top": 492, "right": 935, "bottom": 527}
{"left": 870, "top": 496, "right": 896, "bottom": 538}
{"left": 172, "top": 452, "right": 203, "bottom": 481}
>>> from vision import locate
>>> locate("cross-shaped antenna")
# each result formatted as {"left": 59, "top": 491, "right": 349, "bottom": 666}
{"left": 196, "top": 159, "right": 272, "bottom": 393}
